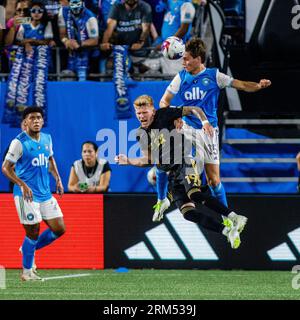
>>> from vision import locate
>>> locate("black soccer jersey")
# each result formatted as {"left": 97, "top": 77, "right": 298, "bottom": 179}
{"left": 136, "top": 108, "right": 192, "bottom": 171}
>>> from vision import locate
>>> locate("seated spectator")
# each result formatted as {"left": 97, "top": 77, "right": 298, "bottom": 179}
{"left": 100, "top": 0, "right": 152, "bottom": 62}
{"left": 68, "top": 141, "right": 111, "bottom": 193}
{"left": 58, "top": 0, "right": 99, "bottom": 81}
{"left": 15, "top": 0, "right": 54, "bottom": 52}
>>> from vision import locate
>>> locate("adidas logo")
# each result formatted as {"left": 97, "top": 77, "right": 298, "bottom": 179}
{"left": 124, "top": 209, "right": 218, "bottom": 261}
{"left": 267, "top": 227, "right": 300, "bottom": 261}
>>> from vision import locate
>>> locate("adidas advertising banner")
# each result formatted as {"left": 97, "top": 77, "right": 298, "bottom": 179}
{"left": 105, "top": 194, "right": 300, "bottom": 270}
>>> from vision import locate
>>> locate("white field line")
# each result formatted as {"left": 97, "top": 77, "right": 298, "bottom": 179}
{"left": 42, "top": 273, "right": 92, "bottom": 281}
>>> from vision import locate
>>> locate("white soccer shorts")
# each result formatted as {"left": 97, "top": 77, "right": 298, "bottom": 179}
{"left": 14, "top": 196, "right": 63, "bottom": 225}
{"left": 182, "top": 122, "right": 220, "bottom": 165}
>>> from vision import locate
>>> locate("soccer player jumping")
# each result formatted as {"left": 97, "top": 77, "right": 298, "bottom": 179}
{"left": 2, "top": 107, "right": 66, "bottom": 281}
{"left": 153, "top": 37, "right": 271, "bottom": 221}
{"left": 115, "top": 95, "right": 248, "bottom": 249}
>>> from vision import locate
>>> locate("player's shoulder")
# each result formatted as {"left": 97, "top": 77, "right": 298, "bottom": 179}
{"left": 16, "top": 131, "right": 28, "bottom": 143}
{"left": 178, "top": 69, "right": 187, "bottom": 80}
{"left": 40, "top": 132, "right": 52, "bottom": 144}
{"left": 40, "top": 131, "right": 52, "bottom": 139}
{"left": 205, "top": 67, "right": 218, "bottom": 76}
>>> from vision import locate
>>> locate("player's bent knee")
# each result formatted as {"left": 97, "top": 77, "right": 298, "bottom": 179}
{"left": 54, "top": 226, "right": 66, "bottom": 237}
{"left": 24, "top": 224, "right": 40, "bottom": 240}
{"left": 180, "top": 205, "right": 195, "bottom": 218}
{"left": 26, "top": 231, "right": 39, "bottom": 241}
{"left": 207, "top": 176, "right": 220, "bottom": 187}
{"left": 187, "top": 188, "right": 205, "bottom": 202}
{"left": 180, "top": 202, "right": 195, "bottom": 212}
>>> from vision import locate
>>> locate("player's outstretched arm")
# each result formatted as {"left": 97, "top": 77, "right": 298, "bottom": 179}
{"left": 232, "top": 79, "right": 271, "bottom": 92}
{"left": 1, "top": 160, "right": 33, "bottom": 202}
{"left": 182, "top": 106, "right": 214, "bottom": 137}
{"left": 49, "top": 156, "right": 64, "bottom": 196}
{"left": 160, "top": 91, "right": 174, "bottom": 108}
{"left": 115, "top": 154, "right": 152, "bottom": 167}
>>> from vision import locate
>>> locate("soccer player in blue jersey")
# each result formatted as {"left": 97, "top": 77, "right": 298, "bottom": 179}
{"left": 153, "top": 37, "right": 271, "bottom": 222}
{"left": 2, "top": 107, "right": 66, "bottom": 281}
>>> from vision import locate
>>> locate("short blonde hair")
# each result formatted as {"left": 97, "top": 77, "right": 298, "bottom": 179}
{"left": 133, "top": 95, "right": 154, "bottom": 109}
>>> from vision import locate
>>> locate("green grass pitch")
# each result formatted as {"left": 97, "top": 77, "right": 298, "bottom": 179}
{"left": 0, "top": 269, "right": 299, "bottom": 300}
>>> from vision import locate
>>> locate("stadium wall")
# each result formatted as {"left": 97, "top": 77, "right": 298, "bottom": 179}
{"left": 0, "top": 194, "right": 104, "bottom": 269}
{"left": 1, "top": 193, "right": 300, "bottom": 270}
{"left": 0, "top": 81, "right": 182, "bottom": 193}
{"left": 104, "top": 194, "right": 300, "bottom": 270}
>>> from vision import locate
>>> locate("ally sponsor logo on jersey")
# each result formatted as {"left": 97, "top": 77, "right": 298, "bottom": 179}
{"left": 31, "top": 153, "right": 49, "bottom": 168}
{"left": 184, "top": 87, "right": 207, "bottom": 100}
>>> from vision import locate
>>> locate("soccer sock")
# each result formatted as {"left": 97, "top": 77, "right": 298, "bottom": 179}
{"left": 189, "top": 190, "right": 232, "bottom": 217}
{"left": 210, "top": 182, "right": 228, "bottom": 207}
{"left": 156, "top": 168, "right": 169, "bottom": 201}
{"left": 22, "top": 236, "right": 37, "bottom": 270}
{"left": 183, "top": 208, "right": 223, "bottom": 233}
{"left": 36, "top": 229, "right": 59, "bottom": 250}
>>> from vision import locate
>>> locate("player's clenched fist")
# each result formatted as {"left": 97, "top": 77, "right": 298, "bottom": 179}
{"left": 258, "top": 79, "right": 271, "bottom": 89}
{"left": 115, "top": 154, "right": 129, "bottom": 165}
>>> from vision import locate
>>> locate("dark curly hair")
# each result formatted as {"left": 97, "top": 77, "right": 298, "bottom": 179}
{"left": 185, "top": 38, "right": 206, "bottom": 63}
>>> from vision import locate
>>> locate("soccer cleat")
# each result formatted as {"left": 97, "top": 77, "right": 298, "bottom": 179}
{"left": 228, "top": 226, "right": 241, "bottom": 249}
{"left": 152, "top": 198, "right": 170, "bottom": 222}
{"left": 21, "top": 270, "right": 43, "bottom": 282}
{"left": 19, "top": 246, "right": 37, "bottom": 274}
{"left": 222, "top": 217, "right": 233, "bottom": 238}
{"left": 228, "top": 212, "right": 248, "bottom": 233}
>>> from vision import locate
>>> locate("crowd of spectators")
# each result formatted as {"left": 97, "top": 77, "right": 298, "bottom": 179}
{"left": 0, "top": 0, "right": 245, "bottom": 80}
{"left": 0, "top": 0, "right": 208, "bottom": 79}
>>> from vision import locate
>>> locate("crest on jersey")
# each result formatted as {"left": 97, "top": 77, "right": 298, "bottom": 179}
{"left": 27, "top": 213, "right": 34, "bottom": 221}
{"left": 202, "top": 78, "right": 210, "bottom": 86}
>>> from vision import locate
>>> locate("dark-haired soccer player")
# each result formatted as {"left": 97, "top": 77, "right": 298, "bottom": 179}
{"left": 2, "top": 107, "right": 66, "bottom": 281}
{"left": 115, "top": 95, "right": 248, "bottom": 249}
{"left": 154, "top": 37, "right": 271, "bottom": 221}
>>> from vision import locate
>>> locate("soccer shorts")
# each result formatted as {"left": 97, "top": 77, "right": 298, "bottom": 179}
{"left": 182, "top": 122, "right": 220, "bottom": 165}
{"left": 14, "top": 196, "right": 63, "bottom": 225}
{"left": 167, "top": 156, "right": 210, "bottom": 209}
